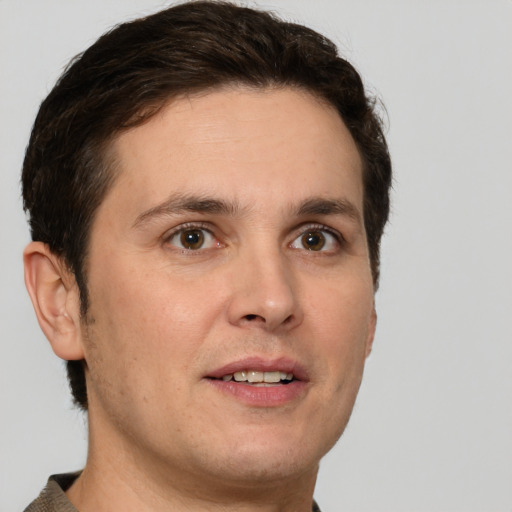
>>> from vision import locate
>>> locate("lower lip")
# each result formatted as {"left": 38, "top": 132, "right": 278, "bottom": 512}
{"left": 207, "top": 379, "right": 307, "bottom": 407}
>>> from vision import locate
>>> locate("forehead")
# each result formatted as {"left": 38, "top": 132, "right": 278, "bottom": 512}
{"left": 105, "top": 86, "right": 363, "bottom": 217}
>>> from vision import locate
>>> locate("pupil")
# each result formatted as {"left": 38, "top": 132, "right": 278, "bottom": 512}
{"left": 302, "top": 231, "right": 325, "bottom": 251}
{"left": 181, "top": 230, "right": 204, "bottom": 249}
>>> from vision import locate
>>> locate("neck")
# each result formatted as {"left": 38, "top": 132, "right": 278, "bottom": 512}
{"left": 67, "top": 460, "right": 318, "bottom": 512}
{"left": 67, "top": 412, "right": 318, "bottom": 512}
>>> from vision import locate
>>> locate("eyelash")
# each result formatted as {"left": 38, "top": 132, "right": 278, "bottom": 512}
{"left": 163, "top": 222, "right": 216, "bottom": 247}
{"left": 291, "top": 223, "right": 345, "bottom": 252}
{"left": 162, "top": 222, "right": 345, "bottom": 252}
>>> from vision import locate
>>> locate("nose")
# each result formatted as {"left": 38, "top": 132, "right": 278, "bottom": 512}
{"left": 226, "top": 246, "right": 304, "bottom": 332}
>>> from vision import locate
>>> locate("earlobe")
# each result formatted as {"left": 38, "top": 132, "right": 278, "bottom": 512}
{"left": 365, "top": 307, "right": 377, "bottom": 358}
{"left": 23, "top": 242, "right": 85, "bottom": 361}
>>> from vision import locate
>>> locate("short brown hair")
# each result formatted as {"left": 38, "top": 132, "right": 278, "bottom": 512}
{"left": 22, "top": 1, "right": 392, "bottom": 410}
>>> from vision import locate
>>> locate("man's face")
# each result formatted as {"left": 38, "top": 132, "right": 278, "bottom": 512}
{"left": 81, "top": 87, "right": 376, "bottom": 490}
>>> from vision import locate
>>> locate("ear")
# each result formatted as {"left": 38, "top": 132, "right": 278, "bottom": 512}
{"left": 365, "top": 306, "right": 377, "bottom": 358}
{"left": 23, "top": 241, "right": 85, "bottom": 361}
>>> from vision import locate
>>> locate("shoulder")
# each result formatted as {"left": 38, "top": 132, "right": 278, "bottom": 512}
{"left": 24, "top": 473, "right": 80, "bottom": 512}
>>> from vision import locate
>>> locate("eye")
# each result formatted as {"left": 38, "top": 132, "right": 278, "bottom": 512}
{"left": 167, "top": 227, "right": 217, "bottom": 250}
{"left": 290, "top": 228, "right": 340, "bottom": 252}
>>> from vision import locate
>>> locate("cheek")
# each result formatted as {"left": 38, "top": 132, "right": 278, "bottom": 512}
{"left": 82, "top": 276, "right": 203, "bottom": 423}
{"left": 306, "top": 277, "right": 373, "bottom": 383}
{"left": 309, "top": 274, "right": 373, "bottom": 336}
{"left": 299, "top": 282, "right": 373, "bottom": 456}
{"left": 84, "top": 262, "right": 225, "bottom": 376}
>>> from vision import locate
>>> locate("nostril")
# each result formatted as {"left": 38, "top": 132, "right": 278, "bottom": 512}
{"left": 245, "top": 314, "right": 264, "bottom": 322}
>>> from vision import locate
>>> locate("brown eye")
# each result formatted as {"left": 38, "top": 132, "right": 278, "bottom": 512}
{"left": 180, "top": 229, "right": 204, "bottom": 249}
{"left": 290, "top": 228, "right": 340, "bottom": 252}
{"left": 301, "top": 231, "right": 326, "bottom": 251}
{"left": 168, "top": 228, "right": 216, "bottom": 250}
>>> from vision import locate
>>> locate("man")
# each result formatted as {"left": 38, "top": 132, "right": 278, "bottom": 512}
{"left": 22, "top": 1, "right": 391, "bottom": 510}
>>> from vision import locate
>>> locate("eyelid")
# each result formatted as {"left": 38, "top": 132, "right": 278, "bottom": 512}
{"left": 294, "top": 222, "right": 345, "bottom": 243}
{"left": 161, "top": 221, "right": 345, "bottom": 251}
{"left": 289, "top": 223, "right": 346, "bottom": 252}
{"left": 162, "top": 222, "right": 219, "bottom": 249}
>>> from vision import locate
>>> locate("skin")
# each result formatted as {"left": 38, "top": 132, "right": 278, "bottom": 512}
{"left": 24, "top": 86, "right": 376, "bottom": 512}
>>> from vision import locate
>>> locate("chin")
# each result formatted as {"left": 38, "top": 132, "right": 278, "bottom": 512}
{"left": 203, "top": 427, "right": 332, "bottom": 486}
{"left": 208, "top": 454, "right": 316, "bottom": 490}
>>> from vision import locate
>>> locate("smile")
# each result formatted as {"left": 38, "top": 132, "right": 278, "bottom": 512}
{"left": 206, "top": 358, "right": 307, "bottom": 406}
{"left": 221, "top": 370, "right": 294, "bottom": 385}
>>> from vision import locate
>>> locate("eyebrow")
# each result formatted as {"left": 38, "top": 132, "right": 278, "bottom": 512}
{"left": 133, "top": 193, "right": 362, "bottom": 229}
{"left": 132, "top": 193, "right": 243, "bottom": 228}
{"left": 295, "top": 197, "right": 362, "bottom": 224}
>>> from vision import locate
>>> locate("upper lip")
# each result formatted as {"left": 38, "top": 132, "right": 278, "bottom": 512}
{"left": 207, "top": 356, "right": 309, "bottom": 382}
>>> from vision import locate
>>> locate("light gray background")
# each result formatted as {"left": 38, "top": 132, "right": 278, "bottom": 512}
{"left": 1, "top": 1, "right": 511, "bottom": 510}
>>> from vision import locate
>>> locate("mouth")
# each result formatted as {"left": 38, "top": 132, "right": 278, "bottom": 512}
{"left": 205, "top": 358, "right": 307, "bottom": 406}
{"left": 215, "top": 370, "right": 295, "bottom": 386}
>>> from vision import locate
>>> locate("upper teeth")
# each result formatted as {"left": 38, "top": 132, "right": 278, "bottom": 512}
{"left": 221, "top": 370, "right": 294, "bottom": 383}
